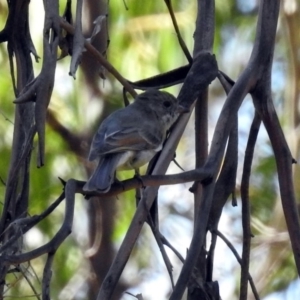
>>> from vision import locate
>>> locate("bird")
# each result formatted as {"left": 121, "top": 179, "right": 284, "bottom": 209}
{"left": 83, "top": 89, "right": 181, "bottom": 193}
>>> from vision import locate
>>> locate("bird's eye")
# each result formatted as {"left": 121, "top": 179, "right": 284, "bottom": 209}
{"left": 163, "top": 100, "right": 171, "bottom": 108}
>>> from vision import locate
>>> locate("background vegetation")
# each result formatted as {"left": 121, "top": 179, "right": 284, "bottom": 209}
{"left": 0, "top": 0, "right": 300, "bottom": 299}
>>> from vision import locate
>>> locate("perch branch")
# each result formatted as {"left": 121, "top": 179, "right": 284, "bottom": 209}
{"left": 82, "top": 166, "right": 211, "bottom": 198}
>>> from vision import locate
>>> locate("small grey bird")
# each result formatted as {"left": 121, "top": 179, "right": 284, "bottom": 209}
{"left": 83, "top": 89, "right": 180, "bottom": 193}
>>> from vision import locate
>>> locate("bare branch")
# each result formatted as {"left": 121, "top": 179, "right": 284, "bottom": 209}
{"left": 214, "top": 230, "right": 260, "bottom": 300}
{"left": 1, "top": 179, "right": 75, "bottom": 264}
{"left": 0, "top": 1, "right": 37, "bottom": 293}
{"left": 0, "top": 192, "right": 65, "bottom": 254}
{"left": 147, "top": 212, "right": 175, "bottom": 288}
{"left": 249, "top": 0, "right": 300, "bottom": 275}
{"left": 164, "top": 0, "right": 192, "bottom": 64}
{"left": 59, "top": 17, "right": 137, "bottom": 98}
{"left": 69, "top": 0, "right": 84, "bottom": 77}
{"left": 35, "top": 0, "right": 59, "bottom": 167}
{"left": 171, "top": 1, "right": 216, "bottom": 298}
{"left": 13, "top": 0, "right": 60, "bottom": 167}
{"left": 42, "top": 252, "right": 55, "bottom": 300}
{"left": 171, "top": 1, "right": 283, "bottom": 299}
{"left": 239, "top": 112, "right": 261, "bottom": 300}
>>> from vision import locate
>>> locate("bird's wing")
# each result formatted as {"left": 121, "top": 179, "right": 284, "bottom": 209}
{"left": 88, "top": 124, "right": 163, "bottom": 161}
{"left": 104, "top": 125, "right": 163, "bottom": 152}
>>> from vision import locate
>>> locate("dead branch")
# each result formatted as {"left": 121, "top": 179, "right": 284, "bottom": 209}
{"left": 1, "top": 179, "right": 75, "bottom": 264}
{"left": 13, "top": 0, "right": 60, "bottom": 167}
{"left": 239, "top": 112, "right": 261, "bottom": 299}
{"left": 69, "top": 0, "right": 84, "bottom": 77}
{"left": 0, "top": 192, "right": 65, "bottom": 254}
{"left": 214, "top": 230, "right": 260, "bottom": 300}
{"left": 170, "top": 1, "right": 286, "bottom": 299}
{"left": 0, "top": 1, "right": 36, "bottom": 294}
{"left": 164, "top": 0, "right": 193, "bottom": 64}
{"left": 59, "top": 17, "right": 137, "bottom": 98}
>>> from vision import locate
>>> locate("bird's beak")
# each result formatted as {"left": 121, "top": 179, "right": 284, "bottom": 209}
{"left": 177, "top": 104, "right": 190, "bottom": 114}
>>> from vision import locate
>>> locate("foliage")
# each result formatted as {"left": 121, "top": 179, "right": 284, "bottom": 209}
{"left": 0, "top": 0, "right": 299, "bottom": 300}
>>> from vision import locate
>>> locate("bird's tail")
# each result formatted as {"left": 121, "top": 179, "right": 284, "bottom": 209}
{"left": 83, "top": 154, "right": 121, "bottom": 192}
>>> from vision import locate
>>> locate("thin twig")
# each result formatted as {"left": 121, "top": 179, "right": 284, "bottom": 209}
{"left": 59, "top": 17, "right": 137, "bottom": 98}
{"left": 21, "top": 265, "right": 42, "bottom": 300}
{"left": 214, "top": 230, "right": 260, "bottom": 300}
{"left": 1, "top": 179, "right": 75, "bottom": 264}
{"left": 0, "top": 109, "right": 14, "bottom": 124}
{"left": 160, "top": 234, "right": 185, "bottom": 264}
{"left": 147, "top": 212, "right": 175, "bottom": 288}
{"left": 164, "top": 0, "right": 193, "bottom": 64}
{"left": 0, "top": 192, "right": 65, "bottom": 253}
{"left": 239, "top": 112, "right": 261, "bottom": 300}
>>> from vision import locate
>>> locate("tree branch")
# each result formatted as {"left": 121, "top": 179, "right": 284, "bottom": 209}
{"left": 59, "top": 17, "right": 137, "bottom": 98}
{"left": 171, "top": 1, "right": 283, "bottom": 298}
{"left": 1, "top": 179, "right": 75, "bottom": 264}
{"left": 239, "top": 112, "right": 261, "bottom": 300}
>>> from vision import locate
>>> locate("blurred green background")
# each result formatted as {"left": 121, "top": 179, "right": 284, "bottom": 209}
{"left": 0, "top": 0, "right": 300, "bottom": 299}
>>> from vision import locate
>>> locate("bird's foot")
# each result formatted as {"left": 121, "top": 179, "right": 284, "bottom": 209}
{"left": 134, "top": 171, "right": 146, "bottom": 188}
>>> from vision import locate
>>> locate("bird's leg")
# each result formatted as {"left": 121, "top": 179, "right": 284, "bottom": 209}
{"left": 133, "top": 168, "right": 146, "bottom": 188}
{"left": 112, "top": 172, "right": 126, "bottom": 191}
